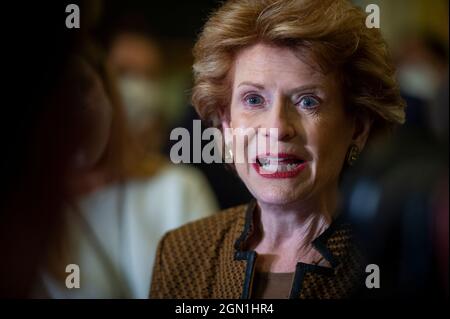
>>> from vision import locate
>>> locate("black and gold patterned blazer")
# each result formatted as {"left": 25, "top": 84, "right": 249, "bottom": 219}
{"left": 150, "top": 200, "right": 363, "bottom": 299}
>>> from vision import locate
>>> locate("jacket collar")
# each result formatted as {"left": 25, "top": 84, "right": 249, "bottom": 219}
{"left": 233, "top": 199, "right": 352, "bottom": 298}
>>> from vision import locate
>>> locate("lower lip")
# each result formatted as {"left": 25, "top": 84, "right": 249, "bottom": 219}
{"left": 252, "top": 162, "right": 307, "bottom": 179}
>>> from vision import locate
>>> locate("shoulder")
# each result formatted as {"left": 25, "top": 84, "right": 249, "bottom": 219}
{"left": 159, "top": 203, "right": 248, "bottom": 251}
{"left": 126, "top": 164, "right": 218, "bottom": 208}
{"left": 150, "top": 203, "right": 250, "bottom": 298}
{"left": 125, "top": 164, "right": 211, "bottom": 191}
{"left": 155, "top": 164, "right": 210, "bottom": 188}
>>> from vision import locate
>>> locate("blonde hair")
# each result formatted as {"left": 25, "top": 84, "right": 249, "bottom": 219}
{"left": 192, "top": 0, "right": 405, "bottom": 137}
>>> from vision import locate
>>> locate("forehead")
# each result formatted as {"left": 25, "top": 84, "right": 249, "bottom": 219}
{"left": 232, "top": 43, "right": 328, "bottom": 88}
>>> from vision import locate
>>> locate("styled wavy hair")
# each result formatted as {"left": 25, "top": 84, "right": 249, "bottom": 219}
{"left": 192, "top": 0, "right": 405, "bottom": 138}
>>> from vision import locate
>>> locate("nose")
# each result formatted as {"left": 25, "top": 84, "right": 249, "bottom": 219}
{"left": 264, "top": 97, "right": 296, "bottom": 141}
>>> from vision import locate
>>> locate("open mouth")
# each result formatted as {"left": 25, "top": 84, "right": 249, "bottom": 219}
{"left": 256, "top": 156, "right": 304, "bottom": 172}
{"left": 254, "top": 154, "right": 306, "bottom": 177}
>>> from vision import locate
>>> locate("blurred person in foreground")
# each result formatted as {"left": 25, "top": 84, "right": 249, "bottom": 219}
{"left": 34, "top": 48, "right": 132, "bottom": 298}
{"left": 150, "top": 0, "right": 405, "bottom": 299}
{"left": 0, "top": 1, "right": 112, "bottom": 297}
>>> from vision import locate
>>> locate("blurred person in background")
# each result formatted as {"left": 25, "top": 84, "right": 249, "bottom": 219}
{"left": 37, "top": 17, "right": 218, "bottom": 298}
{"left": 105, "top": 20, "right": 219, "bottom": 297}
{"left": 395, "top": 33, "right": 449, "bottom": 135}
{"left": 341, "top": 31, "right": 448, "bottom": 298}
{"left": 107, "top": 22, "right": 167, "bottom": 161}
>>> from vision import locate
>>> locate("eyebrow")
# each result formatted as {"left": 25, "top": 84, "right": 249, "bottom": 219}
{"left": 237, "top": 81, "right": 265, "bottom": 90}
{"left": 237, "top": 81, "right": 324, "bottom": 95}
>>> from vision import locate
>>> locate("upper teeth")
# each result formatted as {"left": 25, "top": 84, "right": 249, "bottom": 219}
{"left": 259, "top": 157, "right": 286, "bottom": 165}
{"left": 259, "top": 162, "right": 299, "bottom": 172}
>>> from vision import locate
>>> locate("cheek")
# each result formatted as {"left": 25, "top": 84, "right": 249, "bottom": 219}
{"left": 229, "top": 103, "right": 258, "bottom": 157}
{"left": 304, "top": 116, "right": 353, "bottom": 170}
{"left": 230, "top": 103, "right": 251, "bottom": 128}
{"left": 230, "top": 95, "right": 270, "bottom": 128}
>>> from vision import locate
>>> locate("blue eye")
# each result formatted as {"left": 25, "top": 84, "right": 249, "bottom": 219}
{"left": 244, "top": 94, "right": 265, "bottom": 106}
{"left": 298, "top": 95, "right": 320, "bottom": 109}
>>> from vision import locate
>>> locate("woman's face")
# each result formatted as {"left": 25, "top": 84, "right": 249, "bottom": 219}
{"left": 225, "top": 43, "right": 356, "bottom": 207}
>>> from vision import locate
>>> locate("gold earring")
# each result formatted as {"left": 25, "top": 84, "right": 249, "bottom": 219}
{"left": 346, "top": 144, "right": 360, "bottom": 166}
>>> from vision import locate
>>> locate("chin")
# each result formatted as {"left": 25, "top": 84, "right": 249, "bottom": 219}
{"left": 249, "top": 183, "right": 303, "bottom": 206}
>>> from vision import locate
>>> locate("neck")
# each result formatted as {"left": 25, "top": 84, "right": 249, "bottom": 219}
{"left": 251, "top": 186, "right": 339, "bottom": 252}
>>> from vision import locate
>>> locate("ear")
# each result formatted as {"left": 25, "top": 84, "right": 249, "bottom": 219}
{"left": 351, "top": 112, "right": 373, "bottom": 151}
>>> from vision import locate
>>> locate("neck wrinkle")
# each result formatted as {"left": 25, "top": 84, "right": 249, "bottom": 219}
{"left": 251, "top": 185, "right": 339, "bottom": 259}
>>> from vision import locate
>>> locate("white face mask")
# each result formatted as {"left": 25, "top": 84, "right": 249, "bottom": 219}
{"left": 397, "top": 63, "right": 440, "bottom": 101}
{"left": 118, "top": 75, "right": 164, "bottom": 129}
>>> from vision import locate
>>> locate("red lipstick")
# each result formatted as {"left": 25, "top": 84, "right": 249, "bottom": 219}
{"left": 252, "top": 153, "right": 307, "bottom": 179}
